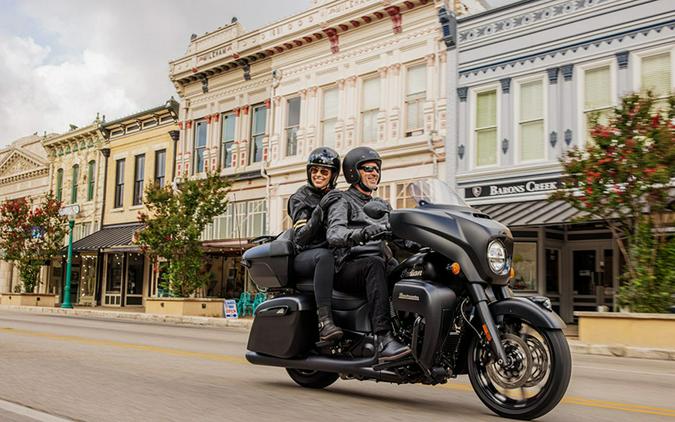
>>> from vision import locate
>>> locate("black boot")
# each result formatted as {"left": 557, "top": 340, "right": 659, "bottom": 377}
{"left": 317, "top": 306, "right": 343, "bottom": 346}
{"left": 378, "top": 332, "right": 412, "bottom": 362}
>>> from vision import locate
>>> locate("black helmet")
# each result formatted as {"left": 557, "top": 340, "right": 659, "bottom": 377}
{"left": 306, "top": 147, "right": 340, "bottom": 189}
{"left": 342, "top": 146, "right": 382, "bottom": 189}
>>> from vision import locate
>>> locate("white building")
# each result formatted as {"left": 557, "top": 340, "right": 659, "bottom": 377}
{"left": 169, "top": 0, "right": 486, "bottom": 297}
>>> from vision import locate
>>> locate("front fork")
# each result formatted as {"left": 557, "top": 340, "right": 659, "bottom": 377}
{"left": 467, "top": 282, "right": 511, "bottom": 367}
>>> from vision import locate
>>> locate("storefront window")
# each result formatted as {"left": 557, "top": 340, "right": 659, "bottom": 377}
{"left": 106, "top": 253, "right": 124, "bottom": 294}
{"left": 79, "top": 254, "right": 97, "bottom": 305}
{"left": 512, "top": 242, "right": 537, "bottom": 291}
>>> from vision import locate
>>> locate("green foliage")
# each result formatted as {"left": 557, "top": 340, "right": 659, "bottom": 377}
{"left": 135, "top": 174, "right": 230, "bottom": 297}
{"left": 552, "top": 92, "right": 675, "bottom": 312}
{"left": 617, "top": 220, "right": 675, "bottom": 313}
{"left": 0, "top": 194, "right": 68, "bottom": 292}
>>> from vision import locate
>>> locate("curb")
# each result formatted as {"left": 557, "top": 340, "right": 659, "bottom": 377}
{"left": 0, "top": 304, "right": 254, "bottom": 329}
{"left": 568, "top": 339, "right": 675, "bottom": 361}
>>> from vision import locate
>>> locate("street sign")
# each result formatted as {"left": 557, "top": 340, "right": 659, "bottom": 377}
{"left": 224, "top": 299, "right": 238, "bottom": 319}
{"left": 58, "top": 204, "right": 80, "bottom": 217}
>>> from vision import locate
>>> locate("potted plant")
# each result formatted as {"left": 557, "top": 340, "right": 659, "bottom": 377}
{"left": 552, "top": 92, "right": 675, "bottom": 349}
{"left": 136, "top": 172, "right": 230, "bottom": 317}
{"left": 0, "top": 194, "right": 67, "bottom": 307}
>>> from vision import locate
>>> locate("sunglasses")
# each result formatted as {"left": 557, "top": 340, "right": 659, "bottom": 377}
{"left": 359, "top": 165, "right": 380, "bottom": 174}
{"left": 310, "top": 166, "right": 332, "bottom": 176}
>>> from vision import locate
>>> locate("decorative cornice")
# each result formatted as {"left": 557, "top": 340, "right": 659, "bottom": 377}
{"left": 561, "top": 64, "right": 574, "bottom": 81}
{"left": 457, "top": 87, "right": 468, "bottom": 102}
{"left": 459, "top": 0, "right": 612, "bottom": 43}
{"left": 459, "top": 21, "right": 675, "bottom": 78}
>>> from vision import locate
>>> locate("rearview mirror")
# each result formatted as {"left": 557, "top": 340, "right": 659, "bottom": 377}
{"left": 363, "top": 201, "right": 389, "bottom": 220}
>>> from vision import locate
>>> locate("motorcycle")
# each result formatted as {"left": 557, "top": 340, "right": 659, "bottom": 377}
{"left": 242, "top": 179, "right": 571, "bottom": 420}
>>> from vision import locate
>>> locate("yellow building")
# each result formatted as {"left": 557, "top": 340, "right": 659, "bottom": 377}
{"left": 69, "top": 99, "right": 179, "bottom": 307}
{"left": 42, "top": 118, "right": 108, "bottom": 305}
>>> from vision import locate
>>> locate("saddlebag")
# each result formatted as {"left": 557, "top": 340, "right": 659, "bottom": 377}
{"left": 247, "top": 295, "right": 316, "bottom": 358}
{"left": 242, "top": 235, "right": 295, "bottom": 289}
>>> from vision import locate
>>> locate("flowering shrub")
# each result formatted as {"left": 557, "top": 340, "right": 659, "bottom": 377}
{"left": 552, "top": 92, "right": 675, "bottom": 312}
{"left": 135, "top": 173, "right": 230, "bottom": 297}
{"left": 0, "top": 194, "right": 68, "bottom": 292}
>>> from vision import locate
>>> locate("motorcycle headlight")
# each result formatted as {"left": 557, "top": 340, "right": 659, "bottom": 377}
{"left": 487, "top": 240, "right": 507, "bottom": 274}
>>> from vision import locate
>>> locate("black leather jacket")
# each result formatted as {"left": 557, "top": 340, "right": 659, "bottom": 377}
{"left": 287, "top": 184, "right": 329, "bottom": 250}
{"left": 326, "top": 186, "right": 392, "bottom": 270}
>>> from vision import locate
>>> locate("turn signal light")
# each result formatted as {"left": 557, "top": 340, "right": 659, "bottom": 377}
{"left": 450, "top": 262, "right": 461, "bottom": 275}
{"left": 509, "top": 267, "right": 516, "bottom": 279}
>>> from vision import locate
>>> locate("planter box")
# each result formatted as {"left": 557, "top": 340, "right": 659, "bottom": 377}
{"left": 576, "top": 311, "right": 675, "bottom": 349}
{"left": 0, "top": 293, "right": 58, "bottom": 307}
{"left": 145, "top": 298, "right": 225, "bottom": 318}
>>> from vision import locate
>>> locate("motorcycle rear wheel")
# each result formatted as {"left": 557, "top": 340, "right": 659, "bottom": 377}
{"left": 467, "top": 320, "right": 571, "bottom": 420}
{"left": 286, "top": 368, "right": 339, "bottom": 389}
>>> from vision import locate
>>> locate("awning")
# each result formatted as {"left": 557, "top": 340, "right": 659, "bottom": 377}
{"left": 70, "top": 223, "right": 145, "bottom": 252}
{"left": 475, "top": 200, "right": 594, "bottom": 227}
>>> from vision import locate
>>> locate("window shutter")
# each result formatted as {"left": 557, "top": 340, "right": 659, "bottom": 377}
{"left": 476, "top": 91, "right": 497, "bottom": 128}
{"left": 362, "top": 78, "right": 380, "bottom": 111}
{"left": 584, "top": 66, "right": 611, "bottom": 110}
{"left": 407, "top": 65, "right": 426, "bottom": 95}
{"left": 520, "top": 80, "right": 543, "bottom": 121}
{"left": 641, "top": 53, "right": 671, "bottom": 96}
{"left": 323, "top": 88, "right": 338, "bottom": 118}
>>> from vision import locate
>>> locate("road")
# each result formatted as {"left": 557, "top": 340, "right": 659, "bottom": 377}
{"left": 0, "top": 309, "right": 673, "bottom": 422}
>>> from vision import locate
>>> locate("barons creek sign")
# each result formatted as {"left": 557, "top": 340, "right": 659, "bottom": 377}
{"left": 465, "top": 178, "right": 561, "bottom": 199}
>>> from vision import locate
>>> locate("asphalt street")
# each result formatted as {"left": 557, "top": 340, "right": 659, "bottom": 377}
{"left": 0, "top": 309, "right": 673, "bottom": 422}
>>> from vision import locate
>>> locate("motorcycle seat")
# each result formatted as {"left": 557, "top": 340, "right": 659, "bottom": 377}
{"left": 295, "top": 279, "right": 367, "bottom": 310}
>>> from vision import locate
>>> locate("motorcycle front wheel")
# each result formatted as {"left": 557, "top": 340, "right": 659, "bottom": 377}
{"left": 467, "top": 318, "right": 571, "bottom": 420}
{"left": 286, "top": 368, "right": 339, "bottom": 389}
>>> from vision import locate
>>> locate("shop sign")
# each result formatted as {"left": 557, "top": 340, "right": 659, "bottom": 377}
{"left": 465, "top": 178, "right": 561, "bottom": 199}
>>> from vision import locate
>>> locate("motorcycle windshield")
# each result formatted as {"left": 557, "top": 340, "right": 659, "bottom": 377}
{"left": 408, "top": 179, "right": 468, "bottom": 207}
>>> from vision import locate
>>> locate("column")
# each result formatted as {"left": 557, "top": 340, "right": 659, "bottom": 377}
{"left": 499, "top": 78, "right": 513, "bottom": 166}
{"left": 0, "top": 260, "right": 11, "bottom": 293}
{"left": 547, "top": 67, "right": 561, "bottom": 160}
{"left": 615, "top": 51, "right": 631, "bottom": 98}
{"left": 560, "top": 64, "right": 575, "bottom": 150}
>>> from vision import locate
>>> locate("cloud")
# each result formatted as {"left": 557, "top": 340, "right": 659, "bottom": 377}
{"left": 0, "top": 0, "right": 311, "bottom": 147}
{"left": 0, "top": 35, "right": 139, "bottom": 142}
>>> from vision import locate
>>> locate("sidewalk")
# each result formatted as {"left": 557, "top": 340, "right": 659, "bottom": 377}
{"left": 1, "top": 304, "right": 674, "bottom": 361}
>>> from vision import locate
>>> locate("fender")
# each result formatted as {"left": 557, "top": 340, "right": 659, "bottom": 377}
{"left": 489, "top": 297, "right": 566, "bottom": 329}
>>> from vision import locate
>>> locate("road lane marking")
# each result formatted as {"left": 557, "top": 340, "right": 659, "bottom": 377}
{"left": 0, "top": 327, "right": 248, "bottom": 365}
{"left": 2, "top": 326, "right": 674, "bottom": 418}
{"left": 0, "top": 397, "right": 74, "bottom": 421}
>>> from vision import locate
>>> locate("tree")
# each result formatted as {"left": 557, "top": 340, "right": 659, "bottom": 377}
{"left": 0, "top": 194, "right": 68, "bottom": 293}
{"left": 135, "top": 174, "right": 230, "bottom": 297}
{"left": 552, "top": 92, "right": 675, "bottom": 312}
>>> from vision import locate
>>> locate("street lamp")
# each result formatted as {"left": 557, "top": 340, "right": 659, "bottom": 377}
{"left": 58, "top": 204, "right": 80, "bottom": 309}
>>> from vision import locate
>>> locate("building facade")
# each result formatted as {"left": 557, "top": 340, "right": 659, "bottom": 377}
{"left": 169, "top": 0, "right": 486, "bottom": 299}
{"left": 0, "top": 134, "right": 54, "bottom": 293}
{"left": 451, "top": 0, "right": 674, "bottom": 321}
{"left": 67, "top": 101, "right": 179, "bottom": 307}
{"left": 42, "top": 118, "right": 108, "bottom": 305}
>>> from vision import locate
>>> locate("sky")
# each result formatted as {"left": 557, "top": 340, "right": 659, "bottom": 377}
{"left": 0, "top": 0, "right": 513, "bottom": 148}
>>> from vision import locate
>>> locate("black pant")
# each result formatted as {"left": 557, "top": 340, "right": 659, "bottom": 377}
{"left": 334, "top": 256, "right": 390, "bottom": 334}
{"left": 294, "top": 248, "right": 335, "bottom": 309}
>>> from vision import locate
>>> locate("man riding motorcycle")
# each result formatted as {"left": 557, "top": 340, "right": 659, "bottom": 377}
{"left": 324, "top": 146, "right": 411, "bottom": 362}
{"left": 288, "top": 147, "right": 343, "bottom": 345}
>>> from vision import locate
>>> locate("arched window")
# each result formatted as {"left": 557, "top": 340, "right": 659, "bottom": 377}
{"left": 71, "top": 164, "right": 79, "bottom": 203}
{"left": 87, "top": 160, "right": 96, "bottom": 201}
{"left": 55, "top": 168, "right": 64, "bottom": 201}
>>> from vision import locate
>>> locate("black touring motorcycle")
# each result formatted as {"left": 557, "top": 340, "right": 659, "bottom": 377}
{"left": 243, "top": 179, "right": 571, "bottom": 420}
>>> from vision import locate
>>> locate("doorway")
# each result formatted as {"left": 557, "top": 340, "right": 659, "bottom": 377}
{"left": 569, "top": 243, "right": 615, "bottom": 315}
